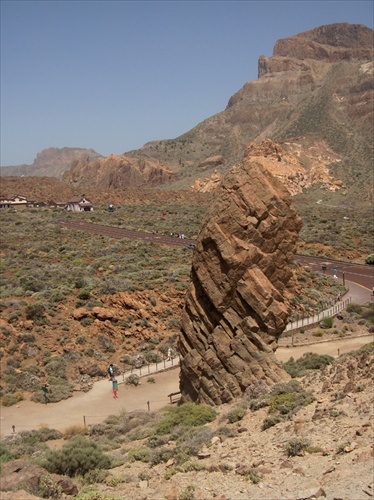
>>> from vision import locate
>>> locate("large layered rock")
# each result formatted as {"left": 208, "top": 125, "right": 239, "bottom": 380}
{"left": 179, "top": 155, "right": 302, "bottom": 405}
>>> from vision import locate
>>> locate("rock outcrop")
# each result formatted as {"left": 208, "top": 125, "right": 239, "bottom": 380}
{"left": 62, "top": 153, "right": 176, "bottom": 189}
{"left": 179, "top": 155, "right": 302, "bottom": 405}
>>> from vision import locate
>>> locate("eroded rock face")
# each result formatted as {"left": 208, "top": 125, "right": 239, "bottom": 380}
{"left": 179, "top": 158, "right": 302, "bottom": 405}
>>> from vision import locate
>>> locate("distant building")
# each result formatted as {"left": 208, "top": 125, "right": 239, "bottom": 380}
{"left": 0, "top": 194, "right": 29, "bottom": 209}
{"left": 66, "top": 195, "right": 93, "bottom": 212}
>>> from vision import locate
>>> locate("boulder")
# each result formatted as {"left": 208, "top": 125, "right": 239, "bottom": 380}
{"left": 0, "top": 460, "right": 78, "bottom": 496}
{"left": 179, "top": 156, "right": 302, "bottom": 404}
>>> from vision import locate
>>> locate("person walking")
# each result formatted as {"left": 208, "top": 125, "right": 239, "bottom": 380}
{"left": 107, "top": 363, "right": 114, "bottom": 380}
{"left": 167, "top": 348, "right": 172, "bottom": 361}
{"left": 112, "top": 378, "right": 118, "bottom": 399}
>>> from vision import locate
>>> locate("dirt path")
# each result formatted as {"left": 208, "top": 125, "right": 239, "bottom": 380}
{"left": 1, "top": 335, "right": 372, "bottom": 437}
{"left": 0, "top": 369, "right": 181, "bottom": 437}
{"left": 276, "top": 334, "right": 373, "bottom": 362}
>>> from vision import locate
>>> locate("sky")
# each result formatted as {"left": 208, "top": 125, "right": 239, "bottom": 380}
{"left": 1, "top": 0, "right": 373, "bottom": 166}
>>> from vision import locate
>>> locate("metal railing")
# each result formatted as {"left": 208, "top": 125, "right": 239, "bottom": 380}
{"left": 284, "top": 297, "right": 351, "bottom": 332}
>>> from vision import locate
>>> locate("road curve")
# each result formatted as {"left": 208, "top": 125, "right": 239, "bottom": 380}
{"left": 61, "top": 221, "right": 373, "bottom": 290}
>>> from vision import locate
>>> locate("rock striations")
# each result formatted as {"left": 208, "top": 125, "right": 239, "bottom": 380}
{"left": 179, "top": 154, "right": 302, "bottom": 405}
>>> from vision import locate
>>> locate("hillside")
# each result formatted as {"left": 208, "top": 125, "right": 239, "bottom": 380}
{"left": 1, "top": 23, "right": 373, "bottom": 207}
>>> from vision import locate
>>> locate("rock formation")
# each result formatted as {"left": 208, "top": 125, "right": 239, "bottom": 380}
{"left": 179, "top": 154, "right": 302, "bottom": 405}
{"left": 62, "top": 153, "right": 176, "bottom": 189}
{"left": 0, "top": 147, "right": 102, "bottom": 179}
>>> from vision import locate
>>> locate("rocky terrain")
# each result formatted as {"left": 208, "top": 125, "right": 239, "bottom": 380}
{"left": 62, "top": 154, "right": 177, "bottom": 189}
{"left": 1, "top": 341, "right": 373, "bottom": 500}
{"left": 0, "top": 22, "right": 373, "bottom": 500}
{"left": 179, "top": 150, "right": 302, "bottom": 404}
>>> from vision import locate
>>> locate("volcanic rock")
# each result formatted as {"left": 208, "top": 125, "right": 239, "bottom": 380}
{"left": 62, "top": 153, "right": 176, "bottom": 189}
{"left": 178, "top": 155, "right": 302, "bottom": 404}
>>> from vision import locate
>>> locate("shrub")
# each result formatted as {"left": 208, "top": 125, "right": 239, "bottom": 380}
{"left": 42, "top": 435, "right": 111, "bottom": 477}
{"left": 64, "top": 424, "right": 88, "bottom": 439}
{"left": 365, "top": 253, "right": 374, "bottom": 265}
{"left": 125, "top": 374, "right": 140, "bottom": 386}
{"left": 247, "top": 469, "right": 261, "bottom": 484}
{"left": 226, "top": 406, "right": 247, "bottom": 423}
{"left": 1, "top": 391, "right": 24, "bottom": 407}
{"left": 155, "top": 403, "right": 217, "bottom": 435}
{"left": 320, "top": 316, "right": 334, "bottom": 329}
{"left": 179, "top": 485, "right": 195, "bottom": 500}
{"left": 346, "top": 303, "right": 363, "bottom": 314}
{"left": 0, "top": 441, "right": 13, "bottom": 464}
{"left": 144, "top": 351, "right": 162, "bottom": 363}
{"left": 83, "top": 468, "right": 109, "bottom": 485}
{"left": 262, "top": 415, "right": 283, "bottom": 430}
{"left": 285, "top": 438, "right": 310, "bottom": 457}
{"left": 78, "top": 289, "right": 91, "bottom": 300}
{"left": 25, "top": 302, "right": 46, "bottom": 322}
{"left": 126, "top": 446, "right": 153, "bottom": 463}
{"left": 175, "top": 427, "right": 215, "bottom": 461}
{"left": 37, "top": 473, "right": 62, "bottom": 499}
{"left": 283, "top": 352, "right": 334, "bottom": 378}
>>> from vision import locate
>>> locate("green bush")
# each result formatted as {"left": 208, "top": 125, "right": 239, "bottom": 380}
{"left": 126, "top": 446, "right": 153, "bottom": 463}
{"left": 365, "top": 253, "right": 374, "bottom": 265}
{"left": 1, "top": 391, "right": 24, "bottom": 407}
{"left": 346, "top": 303, "right": 363, "bottom": 314}
{"left": 0, "top": 441, "right": 13, "bottom": 464}
{"left": 155, "top": 403, "right": 217, "bottom": 435}
{"left": 249, "top": 380, "right": 315, "bottom": 430}
{"left": 283, "top": 352, "right": 334, "bottom": 378}
{"left": 179, "top": 485, "right": 195, "bottom": 500}
{"left": 320, "top": 316, "right": 334, "bottom": 329}
{"left": 78, "top": 289, "right": 92, "bottom": 300}
{"left": 42, "top": 435, "right": 111, "bottom": 477}
{"left": 226, "top": 406, "right": 247, "bottom": 423}
{"left": 261, "top": 415, "right": 283, "bottom": 430}
{"left": 25, "top": 302, "right": 46, "bottom": 322}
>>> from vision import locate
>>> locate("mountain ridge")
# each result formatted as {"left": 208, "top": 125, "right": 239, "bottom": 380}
{"left": 1, "top": 23, "right": 373, "bottom": 203}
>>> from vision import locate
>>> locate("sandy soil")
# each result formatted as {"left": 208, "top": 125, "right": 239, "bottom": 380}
{"left": 1, "top": 335, "right": 372, "bottom": 438}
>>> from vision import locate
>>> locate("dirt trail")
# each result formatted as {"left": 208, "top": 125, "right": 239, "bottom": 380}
{"left": 1, "top": 335, "right": 372, "bottom": 437}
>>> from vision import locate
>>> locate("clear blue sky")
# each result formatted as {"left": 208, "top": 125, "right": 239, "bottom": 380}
{"left": 1, "top": 0, "right": 373, "bottom": 166}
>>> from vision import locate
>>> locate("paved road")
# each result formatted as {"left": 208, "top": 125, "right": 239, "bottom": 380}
{"left": 295, "top": 255, "right": 374, "bottom": 292}
{"left": 62, "top": 221, "right": 374, "bottom": 290}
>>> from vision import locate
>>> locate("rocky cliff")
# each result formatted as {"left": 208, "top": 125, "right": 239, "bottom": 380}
{"left": 137, "top": 23, "right": 373, "bottom": 198}
{"left": 178, "top": 151, "right": 302, "bottom": 405}
{"left": 62, "top": 153, "right": 176, "bottom": 189}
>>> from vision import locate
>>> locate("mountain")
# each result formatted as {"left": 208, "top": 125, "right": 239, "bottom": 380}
{"left": 0, "top": 147, "right": 102, "bottom": 179}
{"left": 63, "top": 23, "right": 374, "bottom": 202}
{"left": 2, "top": 23, "right": 373, "bottom": 203}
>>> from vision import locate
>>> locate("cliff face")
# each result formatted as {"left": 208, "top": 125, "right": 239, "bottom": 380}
{"left": 61, "top": 154, "right": 176, "bottom": 189}
{"left": 140, "top": 23, "right": 372, "bottom": 198}
{"left": 178, "top": 153, "right": 302, "bottom": 405}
